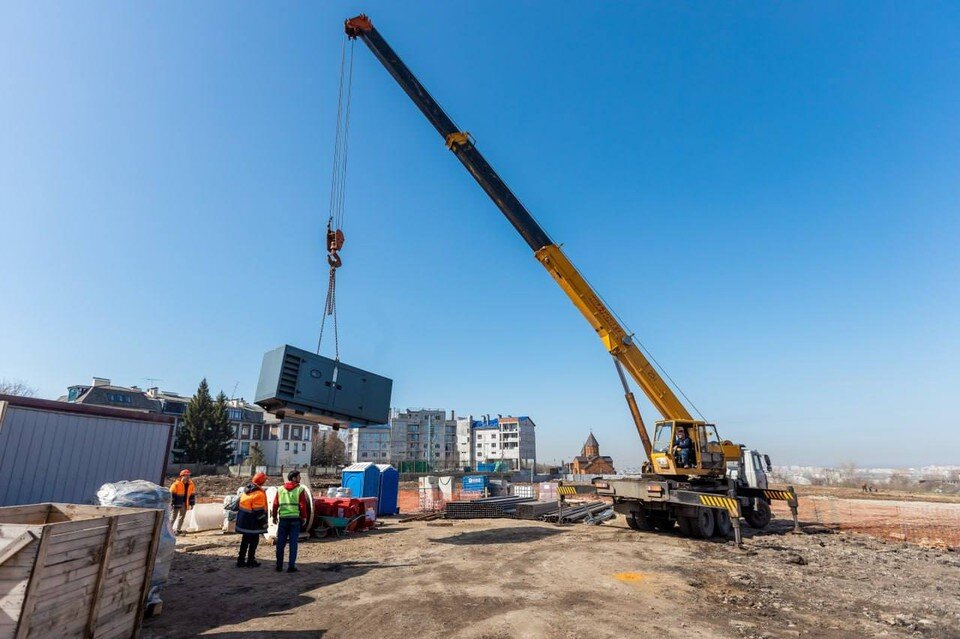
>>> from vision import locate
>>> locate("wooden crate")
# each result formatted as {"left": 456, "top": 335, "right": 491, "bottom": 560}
{"left": 0, "top": 503, "right": 163, "bottom": 639}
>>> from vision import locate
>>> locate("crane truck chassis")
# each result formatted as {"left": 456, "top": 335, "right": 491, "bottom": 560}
{"left": 345, "top": 14, "right": 801, "bottom": 545}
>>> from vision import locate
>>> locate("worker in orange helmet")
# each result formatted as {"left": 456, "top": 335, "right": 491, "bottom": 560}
{"left": 236, "top": 472, "right": 269, "bottom": 567}
{"left": 169, "top": 470, "right": 196, "bottom": 535}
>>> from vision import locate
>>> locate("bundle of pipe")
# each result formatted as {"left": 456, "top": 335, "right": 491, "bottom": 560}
{"left": 444, "top": 495, "right": 537, "bottom": 519}
{"left": 515, "top": 500, "right": 561, "bottom": 520}
{"left": 539, "top": 501, "right": 609, "bottom": 523}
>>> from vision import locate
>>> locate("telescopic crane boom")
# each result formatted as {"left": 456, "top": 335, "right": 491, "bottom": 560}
{"left": 345, "top": 14, "right": 696, "bottom": 463}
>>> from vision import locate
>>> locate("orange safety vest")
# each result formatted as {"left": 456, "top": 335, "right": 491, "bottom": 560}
{"left": 239, "top": 488, "right": 267, "bottom": 512}
{"left": 170, "top": 479, "right": 196, "bottom": 508}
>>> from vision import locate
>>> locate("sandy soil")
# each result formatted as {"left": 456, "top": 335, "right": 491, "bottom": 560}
{"left": 142, "top": 513, "right": 960, "bottom": 639}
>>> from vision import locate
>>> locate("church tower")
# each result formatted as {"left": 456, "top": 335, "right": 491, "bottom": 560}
{"left": 581, "top": 432, "right": 600, "bottom": 458}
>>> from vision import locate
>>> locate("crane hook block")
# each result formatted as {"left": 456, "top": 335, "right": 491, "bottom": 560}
{"left": 327, "top": 228, "right": 345, "bottom": 252}
{"left": 345, "top": 14, "right": 373, "bottom": 38}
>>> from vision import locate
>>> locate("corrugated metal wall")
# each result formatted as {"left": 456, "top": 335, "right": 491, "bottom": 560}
{"left": 0, "top": 402, "right": 173, "bottom": 506}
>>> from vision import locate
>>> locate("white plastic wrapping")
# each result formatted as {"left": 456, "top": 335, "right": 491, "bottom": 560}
{"left": 96, "top": 479, "right": 175, "bottom": 606}
{"left": 184, "top": 503, "right": 225, "bottom": 532}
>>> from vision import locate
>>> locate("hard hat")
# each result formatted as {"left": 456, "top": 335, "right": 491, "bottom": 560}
{"left": 251, "top": 472, "right": 267, "bottom": 486}
{"left": 179, "top": 469, "right": 191, "bottom": 477}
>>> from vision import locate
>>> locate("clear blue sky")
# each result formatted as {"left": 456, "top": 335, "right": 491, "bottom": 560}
{"left": 2, "top": 2, "right": 957, "bottom": 468}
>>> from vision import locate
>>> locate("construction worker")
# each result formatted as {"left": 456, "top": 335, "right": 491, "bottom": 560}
{"left": 272, "top": 470, "right": 308, "bottom": 572}
{"left": 170, "top": 469, "right": 196, "bottom": 535}
{"left": 236, "top": 472, "right": 269, "bottom": 568}
{"left": 674, "top": 428, "right": 694, "bottom": 468}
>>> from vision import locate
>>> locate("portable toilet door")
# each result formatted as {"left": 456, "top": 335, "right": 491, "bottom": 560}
{"left": 375, "top": 464, "right": 399, "bottom": 515}
{"left": 341, "top": 463, "right": 381, "bottom": 498}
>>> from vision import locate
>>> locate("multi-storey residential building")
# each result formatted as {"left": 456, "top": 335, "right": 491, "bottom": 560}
{"left": 340, "top": 424, "right": 392, "bottom": 464}
{"left": 225, "top": 399, "right": 313, "bottom": 466}
{"left": 389, "top": 408, "right": 458, "bottom": 470}
{"left": 470, "top": 415, "right": 537, "bottom": 470}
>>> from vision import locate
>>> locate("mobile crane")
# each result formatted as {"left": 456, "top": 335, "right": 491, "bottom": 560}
{"left": 345, "top": 14, "right": 799, "bottom": 544}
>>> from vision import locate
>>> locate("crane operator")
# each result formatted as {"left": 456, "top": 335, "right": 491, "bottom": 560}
{"left": 674, "top": 428, "right": 694, "bottom": 468}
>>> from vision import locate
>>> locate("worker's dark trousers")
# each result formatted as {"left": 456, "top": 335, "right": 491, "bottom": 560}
{"left": 276, "top": 519, "right": 301, "bottom": 568}
{"left": 238, "top": 533, "right": 259, "bottom": 564}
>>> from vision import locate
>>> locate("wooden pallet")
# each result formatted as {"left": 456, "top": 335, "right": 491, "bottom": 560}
{"left": 0, "top": 503, "right": 163, "bottom": 639}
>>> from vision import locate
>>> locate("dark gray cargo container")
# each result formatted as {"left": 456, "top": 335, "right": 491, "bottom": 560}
{"left": 254, "top": 344, "right": 392, "bottom": 427}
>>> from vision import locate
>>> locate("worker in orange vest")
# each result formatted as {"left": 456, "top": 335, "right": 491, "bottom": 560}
{"left": 236, "top": 472, "right": 269, "bottom": 567}
{"left": 170, "top": 469, "right": 196, "bottom": 535}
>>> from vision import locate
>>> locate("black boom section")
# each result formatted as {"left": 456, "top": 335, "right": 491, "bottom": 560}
{"left": 354, "top": 24, "right": 553, "bottom": 253}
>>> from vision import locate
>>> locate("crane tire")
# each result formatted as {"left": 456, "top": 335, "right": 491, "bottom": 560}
{"left": 744, "top": 500, "right": 772, "bottom": 530}
{"left": 626, "top": 511, "right": 654, "bottom": 531}
{"left": 713, "top": 510, "right": 733, "bottom": 538}
{"left": 689, "top": 508, "right": 715, "bottom": 538}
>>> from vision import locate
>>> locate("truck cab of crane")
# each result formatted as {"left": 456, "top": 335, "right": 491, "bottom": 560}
{"left": 650, "top": 420, "right": 741, "bottom": 477}
{"left": 728, "top": 449, "right": 773, "bottom": 489}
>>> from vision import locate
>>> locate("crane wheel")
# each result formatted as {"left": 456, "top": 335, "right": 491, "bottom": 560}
{"left": 743, "top": 500, "right": 772, "bottom": 530}
{"left": 626, "top": 511, "right": 654, "bottom": 531}
{"left": 682, "top": 508, "right": 715, "bottom": 538}
{"left": 713, "top": 510, "right": 733, "bottom": 538}
{"left": 652, "top": 516, "right": 675, "bottom": 532}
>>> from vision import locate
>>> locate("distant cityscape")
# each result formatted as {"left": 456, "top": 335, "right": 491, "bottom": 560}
{"left": 56, "top": 377, "right": 539, "bottom": 471}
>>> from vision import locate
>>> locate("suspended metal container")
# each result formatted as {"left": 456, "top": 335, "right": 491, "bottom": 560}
{"left": 254, "top": 345, "right": 392, "bottom": 427}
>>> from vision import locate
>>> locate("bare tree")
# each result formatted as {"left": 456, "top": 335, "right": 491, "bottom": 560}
{"left": 0, "top": 379, "right": 37, "bottom": 397}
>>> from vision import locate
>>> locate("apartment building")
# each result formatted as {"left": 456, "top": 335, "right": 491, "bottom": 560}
{"left": 340, "top": 424, "right": 391, "bottom": 464}
{"left": 225, "top": 399, "right": 313, "bottom": 466}
{"left": 389, "top": 408, "right": 458, "bottom": 470}
{"left": 469, "top": 415, "right": 537, "bottom": 470}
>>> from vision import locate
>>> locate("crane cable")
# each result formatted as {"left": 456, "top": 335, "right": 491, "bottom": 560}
{"left": 317, "top": 36, "right": 356, "bottom": 360}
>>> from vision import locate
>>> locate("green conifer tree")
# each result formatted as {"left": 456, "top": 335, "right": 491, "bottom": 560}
{"left": 176, "top": 379, "right": 214, "bottom": 463}
{"left": 205, "top": 392, "right": 236, "bottom": 465}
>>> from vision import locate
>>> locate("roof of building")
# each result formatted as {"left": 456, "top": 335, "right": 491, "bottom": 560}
{"left": 3, "top": 393, "right": 174, "bottom": 424}
{"left": 583, "top": 432, "right": 599, "bottom": 448}
{"left": 65, "top": 384, "right": 162, "bottom": 413}
{"left": 573, "top": 455, "right": 614, "bottom": 464}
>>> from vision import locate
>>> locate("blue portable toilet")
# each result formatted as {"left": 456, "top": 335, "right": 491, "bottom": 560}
{"left": 341, "top": 463, "right": 381, "bottom": 499}
{"left": 375, "top": 464, "right": 400, "bottom": 515}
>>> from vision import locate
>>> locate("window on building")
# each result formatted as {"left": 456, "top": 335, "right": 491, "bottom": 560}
{"left": 252, "top": 424, "right": 263, "bottom": 440}
{"left": 303, "top": 428, "right": 311, "bottom": 441}
{"left": 285, "top": 442, "right": 290, "bottom": 451}
{"left": 105, "top": 393, "right": 131, "bottom": 404}
{"left": 240, "top": 442, "right": 250, "bottom": 458}
{"left": 228, "top": 408, "right": 243, "bottom": 421}
{"left": 283, "top": 425, "right": 289, "bottom": 440}
{"left": 240, "top": 424, "right": 250, "bottom": 439}
{"left": 294, "top": 443, "right": 299, "bottom": 453}
{"left": 292, "top": 426, "right": 302, "bottom": 441}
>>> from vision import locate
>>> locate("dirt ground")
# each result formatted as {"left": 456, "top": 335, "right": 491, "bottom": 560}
{"left": 142, "top": 512, "right": 960, "bottom": 639}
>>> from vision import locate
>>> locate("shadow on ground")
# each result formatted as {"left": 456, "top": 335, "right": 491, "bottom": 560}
{"left": 203, "top": 633, "right": 326, "bottom": 639}
{"left": 430, "top": 526, "right": 565, "bottom": 545}
{"left": 143, "top": 550, "right": 404, "bottom": 638}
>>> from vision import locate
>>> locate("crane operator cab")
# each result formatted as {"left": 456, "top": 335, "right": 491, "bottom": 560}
{"left": 650, "top": 420, "right": 741, "bottom": 478}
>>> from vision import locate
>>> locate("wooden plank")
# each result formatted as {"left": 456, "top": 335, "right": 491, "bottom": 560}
{"left": 85, "top": 516, "right": 117, "bottom": 639}
{"left": 130, "top": 509, "right": 163, "bottom": 639}
{"left": 0, "top": 505, "right": 51, "bottom": 525}
{"left": 0, "top": 563, "right": 34, "bottom": 583}
{"left": 0, "top": 579, "right": 27, "bottom": 599}
{"left": 0, "top": 525, "right": 37, "bottom": 539}
{"left": 95, "top": 609, "right": 136, "bottom": 639}
{"left": 36, "top": 562, "right": 100, "bottom": 595}
{"left": 14, "top": 522, "right": 52, "bottom": 639}
{"left": 0, "top": 531, "right": 36, "bottom": 568}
